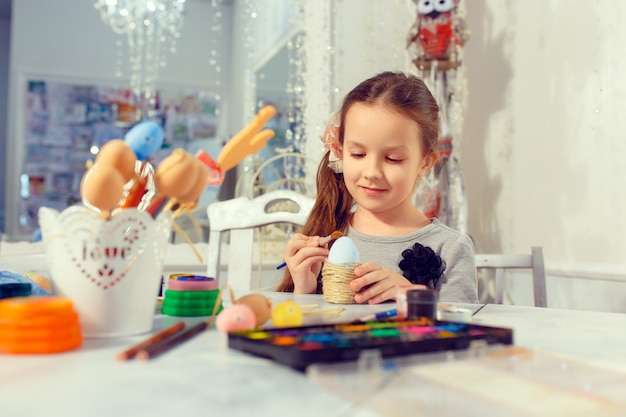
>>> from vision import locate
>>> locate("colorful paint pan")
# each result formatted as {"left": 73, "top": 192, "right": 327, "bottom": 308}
{"left": 163, "top": 289, "right": 220, "bottom": 300}
{"left": 161, "top": 304, "right": 223, "bottom": 317}
{"left": 168, "top": 274, "right": 215, "bottom": 281}
{"left": 168, "top": 278, "right": 218, "bottom": 291}
{"left": 161, "top": 298, "right": 218, "bottom": 309}
{"left": 228, "top": 319, "right": 513, "bottom": 371}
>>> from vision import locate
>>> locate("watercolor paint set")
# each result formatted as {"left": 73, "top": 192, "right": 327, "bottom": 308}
{"left": 228, "top": 319, "right": 514, "bottom": 371}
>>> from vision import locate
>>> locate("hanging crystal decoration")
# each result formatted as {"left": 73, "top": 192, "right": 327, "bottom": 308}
{"left": 94, "top": 0, "right": 186, "bottom": 121}
{"left": 282, "top": 1, "right": 307, "bottom": 190}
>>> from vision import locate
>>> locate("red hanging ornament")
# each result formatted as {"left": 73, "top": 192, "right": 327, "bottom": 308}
{"left": 421, "top": 186, "right": 441, "bottom": 219}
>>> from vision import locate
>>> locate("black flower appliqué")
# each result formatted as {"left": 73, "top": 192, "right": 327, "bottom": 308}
{"left": 398, "top": 243, "right": 446, "bottom": 288}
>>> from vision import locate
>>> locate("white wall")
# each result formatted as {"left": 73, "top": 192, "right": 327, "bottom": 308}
{"left": 462, "top": 1, "right": 626, "bottom": 310}
{"left": 331, "top": 0, "right": 414, "bottom": 107}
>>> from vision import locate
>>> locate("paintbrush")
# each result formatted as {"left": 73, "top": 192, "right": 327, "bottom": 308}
{"left": 276, "top": 231, "right": 344, "bottom": 270}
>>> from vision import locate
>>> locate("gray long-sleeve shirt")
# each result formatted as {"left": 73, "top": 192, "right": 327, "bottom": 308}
{"left": 347, "top": 218, "right": 478, "bottom": 303}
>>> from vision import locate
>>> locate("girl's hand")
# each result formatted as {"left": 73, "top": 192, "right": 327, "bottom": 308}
{"left": 350, "top": 262, "right": 426, "bottom": 304}
{"left": 284, "top": 233, "right": 329, "bottom": 294}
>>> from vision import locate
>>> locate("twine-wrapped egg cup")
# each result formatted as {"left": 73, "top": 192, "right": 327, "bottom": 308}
{"left": 321, "top": 260, "right": 362, "bottom": 304}
{"left": 38, "top": 205, "right": 172, "bottom": 338}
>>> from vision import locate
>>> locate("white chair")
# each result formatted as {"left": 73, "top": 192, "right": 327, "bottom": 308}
{"left": 206, "top": 189, "right": 314, "bottom": 291}
{"left": 475, "top": 246, "right": 547, "bottom": 307}
{"left": 234, "top": 152, "right": 315, "bottom": 199}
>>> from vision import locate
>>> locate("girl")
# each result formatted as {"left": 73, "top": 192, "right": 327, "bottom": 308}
{"left": 277, "top": 71, "right": 478, "bottom": 304}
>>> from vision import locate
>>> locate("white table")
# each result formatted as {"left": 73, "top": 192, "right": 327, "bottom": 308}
{"left": 307, "top": 304, "right": 626, "bottom": 416}
{"left": 2, "top": 292, "right": 626, "bottom": 417}
{"left": 0, "top": 293, "right": 440, "bottom": 417}
{"left": 471, "top": 303, "right": 626, "bottom": 372}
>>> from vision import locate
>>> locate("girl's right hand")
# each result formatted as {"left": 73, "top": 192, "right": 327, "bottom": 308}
{"left": 284, "top": 233, "right": 329, "bottom": 294}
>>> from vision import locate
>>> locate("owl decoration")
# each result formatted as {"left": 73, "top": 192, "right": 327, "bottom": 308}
{"left": 406, "top": 0, "right": 468, "bottom": 70}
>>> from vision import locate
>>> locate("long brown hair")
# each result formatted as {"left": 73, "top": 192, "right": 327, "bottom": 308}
{"left": 276, "top": 71, "right": 439, "bottom": 292}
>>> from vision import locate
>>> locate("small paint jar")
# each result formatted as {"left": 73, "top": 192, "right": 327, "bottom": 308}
{"left": 406, "top": 289, "right": 436, "bottom": 320}
{"left": 395, "top": 284, "right": 428, "bottom": 319}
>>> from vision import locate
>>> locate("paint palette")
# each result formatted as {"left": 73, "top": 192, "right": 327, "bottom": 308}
{"left": 227, "top": 319, "right": 514, "bottom": 371}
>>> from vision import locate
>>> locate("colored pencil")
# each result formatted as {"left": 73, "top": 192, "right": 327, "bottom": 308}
{"left": 116, "top": 321, "right": 186, "bottom": 361}
{"left": 136, "top": 321, "right": 208, "bottom": 360}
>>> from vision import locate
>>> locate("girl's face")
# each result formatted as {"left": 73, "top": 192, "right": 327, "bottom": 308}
{"left": 341, "top": 103, "right": 435, "bottom": 217}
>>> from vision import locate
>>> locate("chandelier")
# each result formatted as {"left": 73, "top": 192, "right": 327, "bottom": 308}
{"left": 94, "top": 0, "right": 187, "bottom": 121}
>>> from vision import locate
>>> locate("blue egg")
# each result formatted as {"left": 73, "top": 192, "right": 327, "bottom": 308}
{"left": 124, "top": 121, "right": 164, "bottom": 160}
{"left": 328, "top": 236, "right": 360, "bottom": 264}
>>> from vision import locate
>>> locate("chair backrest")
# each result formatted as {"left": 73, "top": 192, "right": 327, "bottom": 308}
{"left": 206, "top": 189, "right": 314, "bottom": 291}
{"left": 475, "top": 246, "right": 547, "bottom": 307}
{"left": 234, "top": 152, "right": 315, "bottom": 198}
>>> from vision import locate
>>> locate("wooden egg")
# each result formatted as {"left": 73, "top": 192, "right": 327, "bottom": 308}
{"left": 215, "top": 304, "right": 257, "bottom": 333}
{"left": 26, "top": 273, "right": 52, "bottom": 292}
{"left": 95, "top": 139, "right": 137, "bottom": 182}
{"left": 177, "top": 159, "right": 208, "bottom": 205}
{"left": 236, "top": 293, "right": 272, "bottom": 326}
{"left": 154, "top": 149, "right": 196, "bottom": 199}
{"left": 80, "top": 164, "right": 125, "bottom": 212}
{"left": 271, "top": 300, "right": 303, "bottom": 327}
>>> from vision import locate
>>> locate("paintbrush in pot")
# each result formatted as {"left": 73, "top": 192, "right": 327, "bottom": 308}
{"left": 276, "top": 231, "right": 343, "bottom": 270}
